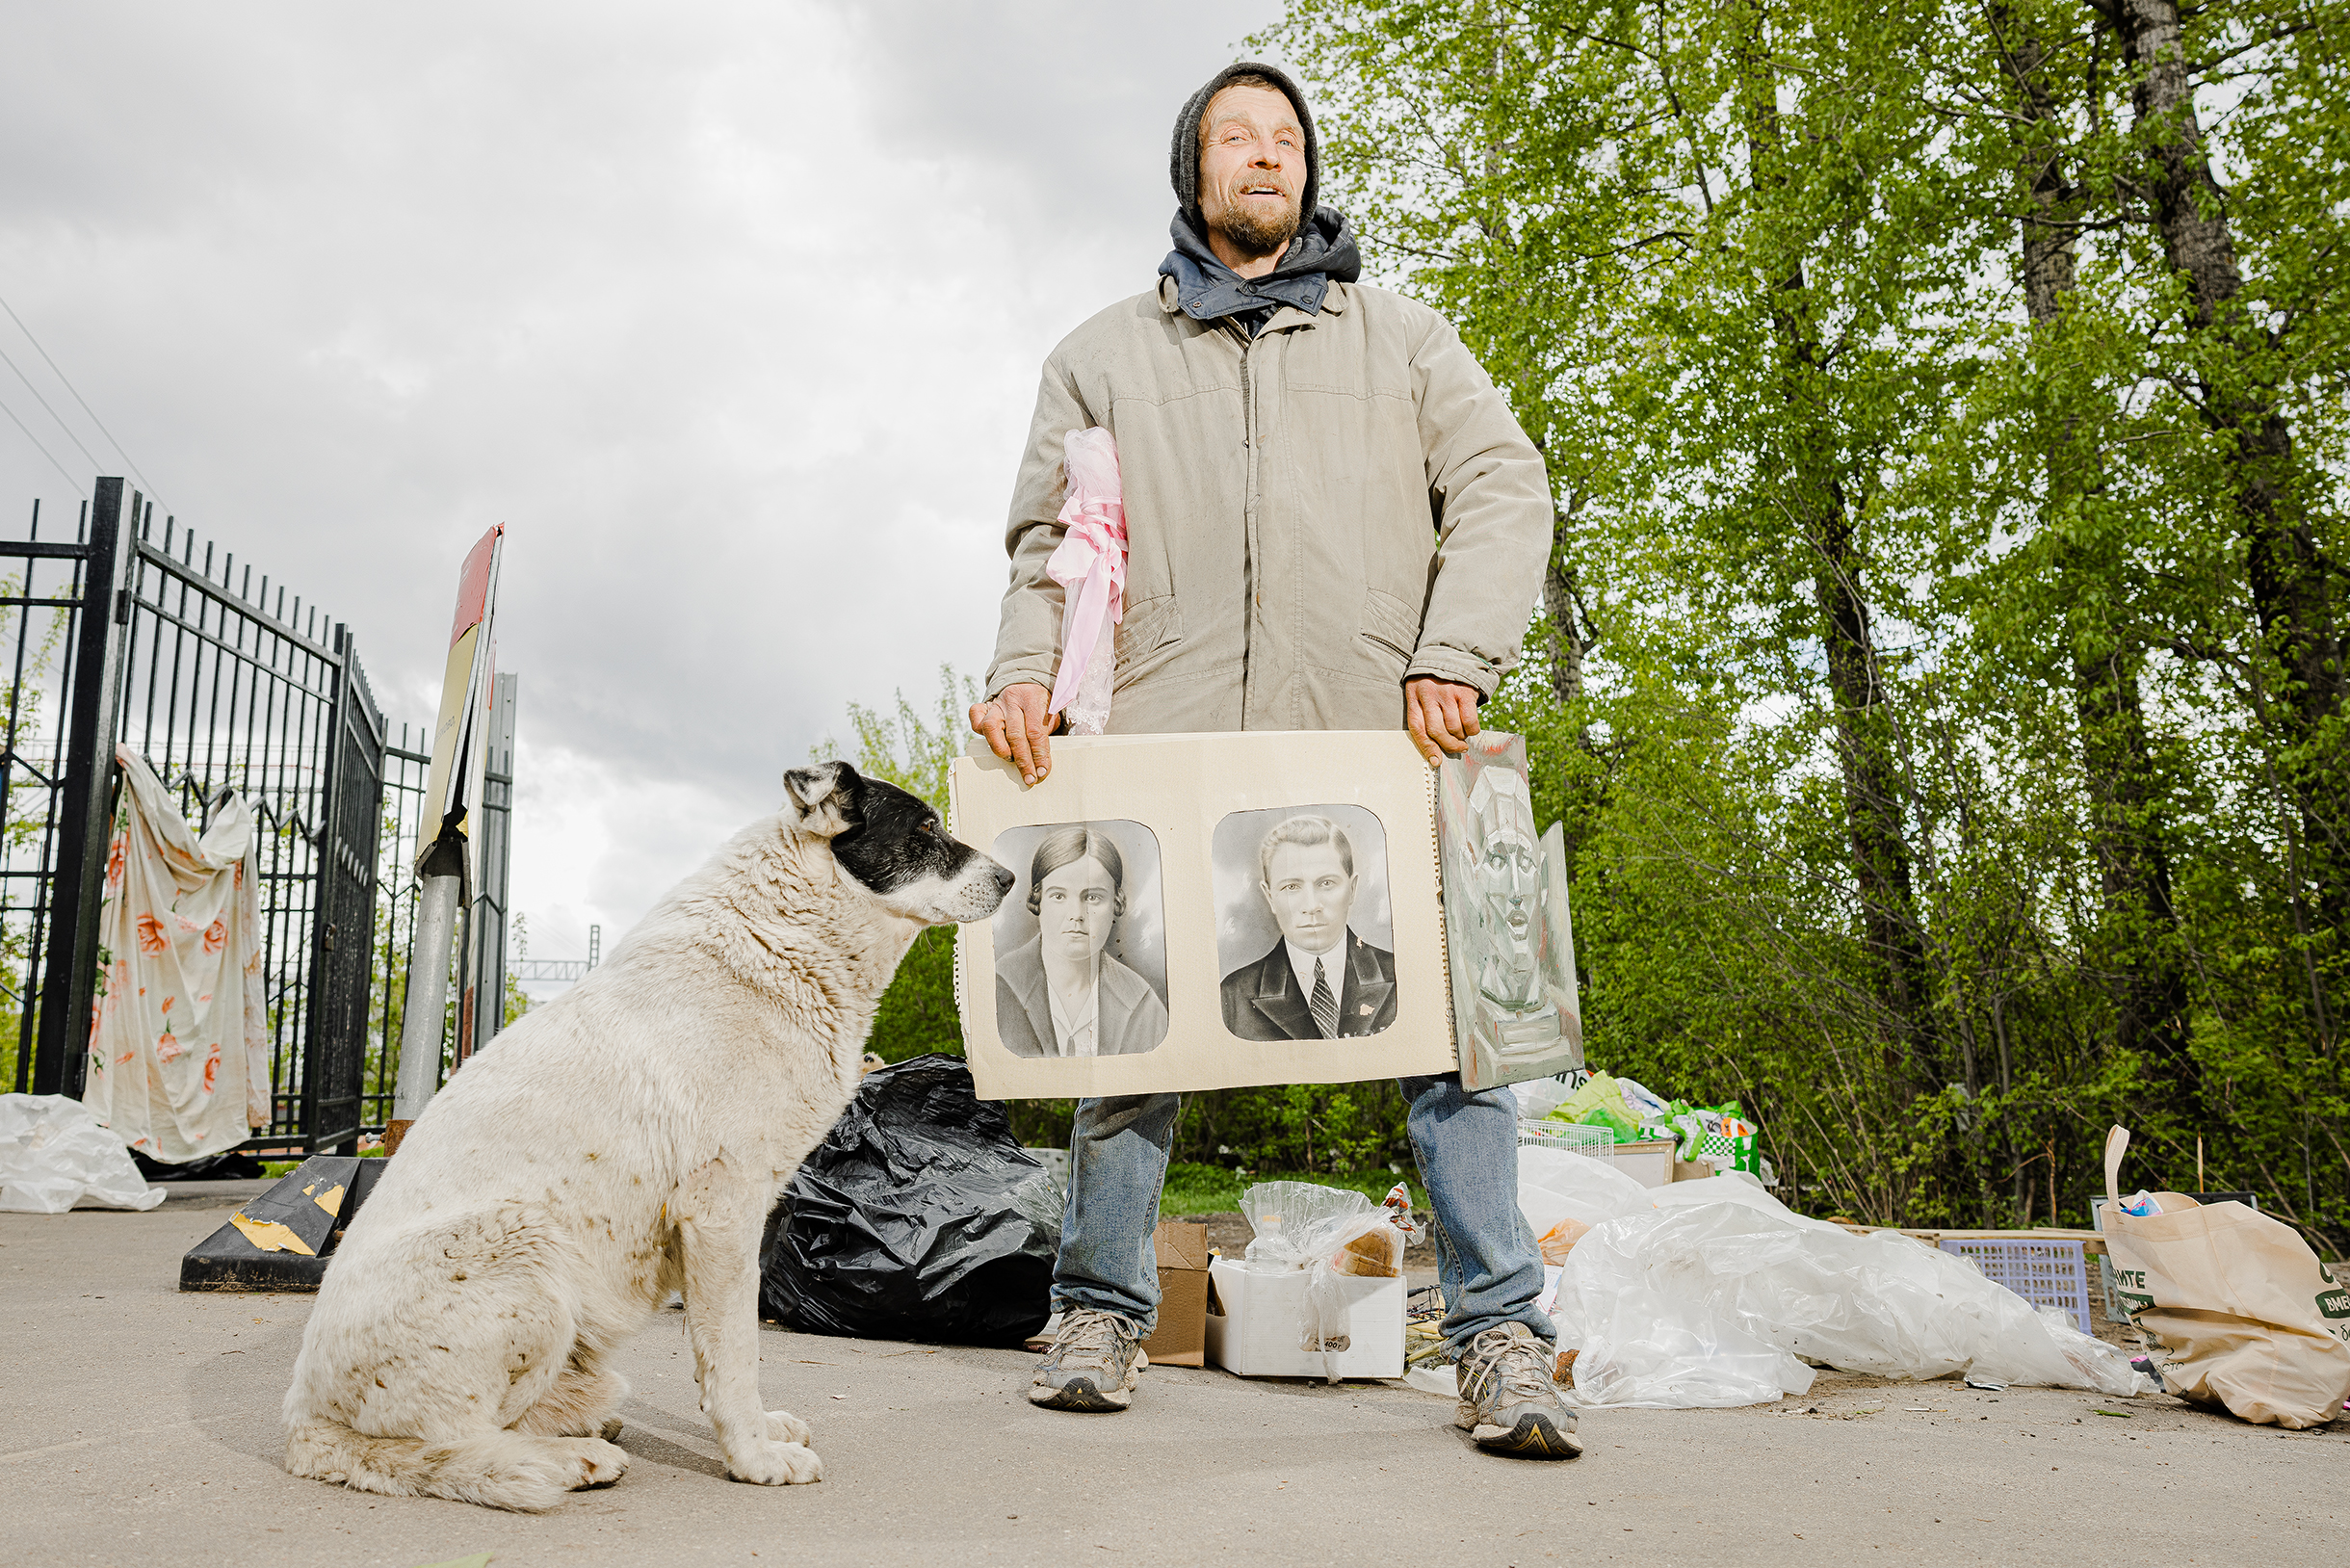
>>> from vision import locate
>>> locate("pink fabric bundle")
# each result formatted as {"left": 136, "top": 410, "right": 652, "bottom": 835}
{"left": 1044, "top": 428, "right": 1125, "bottom": 735}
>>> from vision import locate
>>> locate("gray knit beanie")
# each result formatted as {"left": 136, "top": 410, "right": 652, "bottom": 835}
{"left": 1168, "top": 62, "right": 1319, "bottom": 229}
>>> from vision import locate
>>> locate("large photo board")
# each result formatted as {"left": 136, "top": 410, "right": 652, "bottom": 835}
{"left": 952, "top": 731, "right": 1455, "bottom": 1098}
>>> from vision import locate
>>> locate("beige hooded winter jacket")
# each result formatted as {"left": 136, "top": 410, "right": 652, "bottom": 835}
{"left": 985, "top": 274, "right": 1552, "bottom": 734}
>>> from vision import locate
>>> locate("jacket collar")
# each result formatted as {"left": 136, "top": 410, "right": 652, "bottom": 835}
{"left": 1155, "top": 274, "right": 1350, "bottom": 324}
{"left": 1156, "top": 206, "right": 1359, "bottom": 329}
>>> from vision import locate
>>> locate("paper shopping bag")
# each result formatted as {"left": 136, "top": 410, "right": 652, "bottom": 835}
{"left": 2102, "top": 1126, "right": 2350, "bottom": 1427}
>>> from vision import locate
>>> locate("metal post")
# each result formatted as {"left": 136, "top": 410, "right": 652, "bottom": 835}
{"left": 387, "top": 872, "right": 461, "bottom": 1145}
{"left": 463, "top": 672, "right": 517, "bottom": 1063}
{"left": 31, "top": 480, "right": 131, "bottom": 1098}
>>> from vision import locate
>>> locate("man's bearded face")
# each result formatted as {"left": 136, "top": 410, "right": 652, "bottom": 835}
{"left": 1197, "top": 84, "right": 1303, "bottom": 256}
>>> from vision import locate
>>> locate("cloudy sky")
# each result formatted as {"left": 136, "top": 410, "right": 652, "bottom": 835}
{"left": 0, "top": 1, "right": 1291, "bottom": 966}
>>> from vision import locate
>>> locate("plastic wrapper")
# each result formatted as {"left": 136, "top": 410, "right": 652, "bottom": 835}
{"left": 758, "top": 1055, "right": 1058, "bottom": 1346}
{"left": 1512, "top": 1074, "right": 1576, "bottom": 1123}
{"left": 0, "top": 1094, "right": 165, "bottom": 1214}
{"left": 1043, "top": 428, "right": 1126, "bottom": 736}
{"left": 1536, "top": 1215, "right": 1590, "bottom": 1266}
{"left": 1612, "top": 1076, "right": 1670, "bottom": 1122}
{"left": 1548, "top": 1172, "right": 2149, "bottom": 1407}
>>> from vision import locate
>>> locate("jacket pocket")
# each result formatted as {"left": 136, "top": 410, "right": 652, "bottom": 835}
{"left": 1114, "top": 597, "right": 1187, "bottom": 689}
{"left": 1358, "top": 588, "right": 1421, "bottom": 673}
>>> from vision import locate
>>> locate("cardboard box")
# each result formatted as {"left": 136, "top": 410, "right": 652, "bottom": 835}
{"left": 1609, "top": 1138, "right": 1677, "bottom": 1189}
{"left": 1138, "top": 1221, "right": 1211, "bottom": 1368}
{"left": 1670, "top": 1158, "right": 1714, "bottom": 1183}
{"left": 1203, "top": 1256, "right": 1405, "bottom": 1379}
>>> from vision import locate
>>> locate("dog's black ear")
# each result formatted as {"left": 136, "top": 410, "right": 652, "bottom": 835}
{"left": 783, "top": 761, "right": 860, "bottom": 838}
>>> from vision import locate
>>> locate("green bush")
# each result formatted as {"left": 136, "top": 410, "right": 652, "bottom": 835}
{"left": 1160, "top": 1161, "right": 1426, "bottom": 1216}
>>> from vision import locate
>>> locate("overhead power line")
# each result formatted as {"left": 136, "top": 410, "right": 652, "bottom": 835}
{"left": 0, "top": 341, "right": 106, "bottom": 475}
{"left": 0, "top": 291, "right": 164, "bottom": 506}
{"left": 0, "top": 388, "right": 87, "bottom": 497}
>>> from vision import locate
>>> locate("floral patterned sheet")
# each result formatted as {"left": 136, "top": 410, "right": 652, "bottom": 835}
{"left": 80, "top": 745, "right": 268, "bottom": 1163}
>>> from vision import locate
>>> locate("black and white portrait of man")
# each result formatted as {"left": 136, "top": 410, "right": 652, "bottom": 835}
{"left": 1211, "top": 805, "right": 1397, "bottom": 1041}
{"left": 992, "top": 821, "right": 1170, "bottom": 1058}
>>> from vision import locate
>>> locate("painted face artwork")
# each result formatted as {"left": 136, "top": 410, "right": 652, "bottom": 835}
{"left": 1262, "top": 840, "right": 1357, "bottom": 955}
{"left": 1477, "top": 828, "right": 1543, "bottom": 952}
{"left": 1037, "top": 853, "right": 1117, "bottom": 963}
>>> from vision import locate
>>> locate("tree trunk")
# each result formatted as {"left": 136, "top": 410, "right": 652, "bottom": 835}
{"left": 1811, "top": 495, "right": 1941, "bottom": 1092}
{"left": 2076, "top": 646, "right": 2194, "bottom": 1079}
{"left": 1998, "top": 6, "right": 2196, "bottom": 1086}
{"left": 1741, "top": 7, "right": 1940, "bottom": 1091}
{"left": 1543, "top": 543, "right": 1585, "bottom": 707}
{"left": 2110, "top": 0, "right": 2345, "bottom": 980}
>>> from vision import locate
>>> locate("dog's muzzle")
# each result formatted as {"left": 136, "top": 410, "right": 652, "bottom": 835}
{"left": 938, "top": 857, "right": 1014, "bottom": 923}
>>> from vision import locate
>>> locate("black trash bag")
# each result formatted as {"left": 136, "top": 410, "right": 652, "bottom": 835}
{"left": 132, "top": 1148, "right": 266, "bottom": 1181}
{"left": 759, "top": 1054, "right": 1059, "bottom": 1346}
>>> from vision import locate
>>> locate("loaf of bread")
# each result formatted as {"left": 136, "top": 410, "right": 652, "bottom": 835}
{"left": 1330, "top": 1223, "right": 1405, "bottom": 1277}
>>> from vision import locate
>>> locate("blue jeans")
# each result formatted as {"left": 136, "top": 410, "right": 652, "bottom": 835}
{"left": 1052, "top": 1075, "right": 1554, "bottom": 1354}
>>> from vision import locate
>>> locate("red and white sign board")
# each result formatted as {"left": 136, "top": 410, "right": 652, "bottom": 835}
{"left": 418, "top": 525, "right": 504, "bottom": 879}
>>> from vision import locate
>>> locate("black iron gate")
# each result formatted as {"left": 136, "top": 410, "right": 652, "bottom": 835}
{"left": 2, "top": 477, "right": 496, "bottom": 1156}
{"left": 301, "top": 628, "right": 386, "bottom": 1151}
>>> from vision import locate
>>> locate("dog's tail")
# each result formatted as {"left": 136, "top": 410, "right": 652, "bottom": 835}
{"left": 284, "top": 1419, "right": 624, "bottom": 1513}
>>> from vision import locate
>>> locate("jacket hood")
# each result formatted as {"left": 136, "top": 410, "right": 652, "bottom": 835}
{"left": 1159, "top": 203, "right": 1361, "bottom": 326}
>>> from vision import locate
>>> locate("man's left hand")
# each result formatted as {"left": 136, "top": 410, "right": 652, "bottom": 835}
{"left": 1405, "top": 676, "right": 1481, "bottom": 766}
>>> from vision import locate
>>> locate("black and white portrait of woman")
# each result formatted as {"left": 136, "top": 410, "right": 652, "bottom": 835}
{"left": 991, "top": 821, "right": 1170, "bottom": 1058}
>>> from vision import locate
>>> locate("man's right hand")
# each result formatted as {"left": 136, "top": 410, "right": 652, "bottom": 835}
{"left": 968, "top": 682, "right": 1055, "bottom": 787}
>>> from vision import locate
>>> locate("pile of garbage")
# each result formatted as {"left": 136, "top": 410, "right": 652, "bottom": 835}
{"left": 1519, "top": 1070, "right": 1770, "bottom": 1181}
{"left": 1513, "top": 1144, "right": 2150, "bottom": 1407}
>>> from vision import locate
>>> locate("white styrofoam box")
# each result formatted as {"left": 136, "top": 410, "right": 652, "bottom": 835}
{"left": 1203, "top": 1257, "right": 1405, "bottom": 1379}
{"left": 1608, "top": 1138, "right": 1676, "bottom": 1189}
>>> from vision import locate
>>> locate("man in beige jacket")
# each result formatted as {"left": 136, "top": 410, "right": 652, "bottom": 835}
{"left": 971, "top": 63, "right": 1577, "bottom": 1459}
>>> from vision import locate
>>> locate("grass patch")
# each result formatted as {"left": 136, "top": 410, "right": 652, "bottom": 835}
{"left": 1160, "top": 1162, "right": 1425, "bottom": 1216}
{"left": 259, "top": 1147, "right": 384, "bottom": 1178}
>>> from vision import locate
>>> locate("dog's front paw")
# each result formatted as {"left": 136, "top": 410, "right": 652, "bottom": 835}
{"left": 725, "top": 1438, "right": 822, "bottom": 1486}
{"left": 568, "top": 1437, "right": 630, "bottom": 1489}
{"left": 763, "top": 1409, "right": 813, "bottom": 1446}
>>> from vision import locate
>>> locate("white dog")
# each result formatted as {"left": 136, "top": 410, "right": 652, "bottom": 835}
{"left": 281, "top": 762, "right": 1010, "bottom": 1511}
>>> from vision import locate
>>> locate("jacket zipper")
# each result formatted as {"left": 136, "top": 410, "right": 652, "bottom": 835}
{"left": 1240, "top": 330, "right": 1259, "bottom": 723}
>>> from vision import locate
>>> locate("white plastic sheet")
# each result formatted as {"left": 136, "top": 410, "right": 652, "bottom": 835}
{"left": 1517, "top": 1143, "right": 1653, "bottom": 1235}
{"left": 1513, "top": 1162, "right": 2149, "bottom": 1407}
{"left": 0, "top": 1093, "right": 164, "bottom": 1213}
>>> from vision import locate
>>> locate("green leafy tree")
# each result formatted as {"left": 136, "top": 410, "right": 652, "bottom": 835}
{"left": 1266, "top": 0, "right": 2350, "bottom": 1236}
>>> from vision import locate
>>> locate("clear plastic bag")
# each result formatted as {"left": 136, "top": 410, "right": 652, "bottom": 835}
{"left": 1512, "top": 1074, "right": 1577, "bottom": 1123}
{"left": 1240, "top": 1180, "right": 1410, "bottom": 1378}
{"left": 1553, "top": 1173, "right": 2148, "bottom": 1406}
{"left": 1515, "top": 1142, "right": 1654, "bottom": 1240}
{"left": 0, "top": 1094, "right": 165, "bottom": 1214}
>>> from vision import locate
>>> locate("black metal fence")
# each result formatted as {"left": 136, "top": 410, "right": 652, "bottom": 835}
{"left": 2, "top": 477, "right": 512, "bottom": 1154}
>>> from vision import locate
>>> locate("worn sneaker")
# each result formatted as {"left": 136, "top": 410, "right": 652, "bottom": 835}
{"left": 1454, "top": 1321, "right": 1581, "bottom": 1458}
{"left": 1027, "top": 1308, "right": 1148, "bottom": 1412}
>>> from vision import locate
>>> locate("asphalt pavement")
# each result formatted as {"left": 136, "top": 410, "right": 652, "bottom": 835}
{"left": 2, "top": 1189, "right": 2340, "bottom": 1568}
